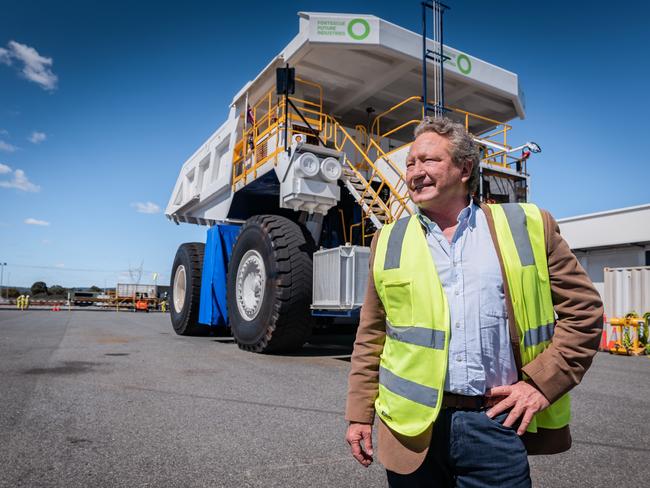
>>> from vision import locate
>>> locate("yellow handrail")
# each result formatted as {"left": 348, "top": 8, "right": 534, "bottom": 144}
{"left": 370, "top": 95, "right": 422, "bottom": 140}
{"left": 349, "top": 221, "right": 363, "bottom": 245}
{"left": 366, "top": 138, "right": 408, "bottom": 190}
{"left": 322, "top": 114, "right": 413, "bottom": 223}
{"left": 232, "top": 86, "right": 527, "bottom": 235}
{"left": 232, "top": 77, "right": 325, "bottom": 188}
{"left": 368, "top": 95, "right": 521, "bottom": 168}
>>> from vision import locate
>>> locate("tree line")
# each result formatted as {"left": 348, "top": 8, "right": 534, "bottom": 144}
{"left": 4, "top": 282, "right": 103, "bottom": 299}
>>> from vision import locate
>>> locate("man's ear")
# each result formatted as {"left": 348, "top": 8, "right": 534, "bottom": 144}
{"left": 461, "top": 160, "right": 473, "bottom": 183}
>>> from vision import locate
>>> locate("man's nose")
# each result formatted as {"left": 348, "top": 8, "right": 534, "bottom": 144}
{"left": 410, "top": 160, "right": 426, "bottom": 177}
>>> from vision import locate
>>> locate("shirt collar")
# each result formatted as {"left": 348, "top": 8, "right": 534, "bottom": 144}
{"left": 416, "top": 198, "right": 477, "bottom": 233}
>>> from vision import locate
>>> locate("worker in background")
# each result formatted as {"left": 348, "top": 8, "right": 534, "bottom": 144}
{"left": 345, "top": 116, "right": 603, "bottom": 486}
{"left": 24, "top": 294, "right": 30, "bottom": 310}
{"left": 16, "top": 294, "right": 23, "bottom": 310}
{"left": 160, "top": 299, "right": 167, "bottom": 313}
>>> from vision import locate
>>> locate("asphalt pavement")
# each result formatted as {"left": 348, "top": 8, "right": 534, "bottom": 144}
{"left": 0, "top": 310, "right": 648, "bottom": 487}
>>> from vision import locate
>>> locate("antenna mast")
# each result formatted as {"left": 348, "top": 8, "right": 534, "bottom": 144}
{"left": 422, "top": 1, "right": 450, "bottom": 118}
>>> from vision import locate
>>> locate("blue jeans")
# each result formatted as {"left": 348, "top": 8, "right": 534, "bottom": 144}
{"left": 386, "top": 409, "right": 531, "bottom": 488}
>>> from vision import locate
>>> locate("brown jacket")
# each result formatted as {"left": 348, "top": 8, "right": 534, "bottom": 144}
{"left": 345, "top": 203, "right": 603, "bottom": 474}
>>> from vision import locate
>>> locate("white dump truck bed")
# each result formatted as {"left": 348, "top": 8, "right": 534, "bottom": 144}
{"left": 166, "top": 11, "right": 527, "bottom": 226}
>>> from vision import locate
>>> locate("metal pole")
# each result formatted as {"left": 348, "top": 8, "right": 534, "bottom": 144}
{"left": 422, "top": 2, "right": 428, "bottom": 117}
{"left": 284, "top": 63, "right": 290, "bottom": 154}
{"left": 421, "top": 1, "right": 449, "bottom": 117}
{"left": 0, "top": 263, "right": 4, "bottom": 301}
{"left": 432, "top": 1, "right": 441, "bottom": 116}
{"left": 287, "top": 98, "right": 326, "bottom": 147}
{"left": 244, "top": 91, "right": 249, "bottom": 161}
{"left": 439, "top": 2, "right": 445, "bottom": 113}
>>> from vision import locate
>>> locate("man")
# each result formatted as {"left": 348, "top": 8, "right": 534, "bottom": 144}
{"left": 345, "top": 116, "right": 603, "bottom": 487}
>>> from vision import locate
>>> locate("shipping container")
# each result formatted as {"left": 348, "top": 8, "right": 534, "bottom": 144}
{"left": 603, "top": 266, "right": 650, "bottom": 318}
{"left": 602, "top": 266, "right": 650, "bottom": 344}
{"left": 116, "top": 283, "right": 158, "bottom": 298}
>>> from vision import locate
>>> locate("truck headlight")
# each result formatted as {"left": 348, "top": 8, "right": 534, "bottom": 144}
{"left": 295, "top": 152, "right": 320, "bottom": 178}
{"left": 319, "top": 157, "right": 342, "bottom": 182}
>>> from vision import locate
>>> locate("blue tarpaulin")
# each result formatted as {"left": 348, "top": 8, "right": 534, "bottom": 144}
{"left": 198, "top": 224, "right": 241, "bottom": 327}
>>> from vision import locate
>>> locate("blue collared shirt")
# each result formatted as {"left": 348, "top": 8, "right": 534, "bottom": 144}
{"left": 417, "top": 201, "right": 518, "bottom": 395}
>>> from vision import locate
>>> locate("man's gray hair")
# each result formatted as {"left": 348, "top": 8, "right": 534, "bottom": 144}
{"left": 414, "top": 116, "right": 480, "bottom": 194}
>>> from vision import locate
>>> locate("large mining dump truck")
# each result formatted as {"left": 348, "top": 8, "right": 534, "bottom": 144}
{"left": 165, "top": 11, "right": 538, "bottom": 353}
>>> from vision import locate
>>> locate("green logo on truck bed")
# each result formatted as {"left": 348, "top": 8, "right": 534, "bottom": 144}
{"left": 347, "top": 18, "right": 371, "bottom": 40}
{"left": 313, "top": 17, "right": 376, "bottom": 43}
{"left": 456, "top": 54, "right": 472, "bottom": 75}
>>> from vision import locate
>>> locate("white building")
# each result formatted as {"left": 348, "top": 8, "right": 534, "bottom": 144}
{"left": 557, "top": 203, "right": 650, "bottom": 299}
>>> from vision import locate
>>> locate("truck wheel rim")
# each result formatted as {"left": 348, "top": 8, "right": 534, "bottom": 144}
{"left": 236, "top": 250, "right": 266, "bottom": 321}
{"left": 173, "top": 265, "right": 186, "bottom": 313}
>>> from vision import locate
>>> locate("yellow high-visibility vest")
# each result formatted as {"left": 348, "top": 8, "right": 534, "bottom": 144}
{"left": 488, "top": 203, "right": 570, "bottom": 432}
{"left": 373, "top": 203, "right": 569, "bottom": 437}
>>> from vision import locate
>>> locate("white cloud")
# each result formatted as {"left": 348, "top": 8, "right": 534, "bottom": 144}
{"left": 54, "top": 263, "right": 65, "bottom": 268}
{"left": 132, "top": 201, "right": 161, "bottom": 214}
{"left": 0, "top": 163, "right": 11, "bottom": 174}
{"left": 0, "top": 41, "right": 58, "bottom": 91}
{"left": 0, "top": 129, "right": 8, "bottom": 136}
{"left": 28, "top": 131, "right": 47, "bottom": 144}
{"left": 0, "top": 47, "right": 10, "bottom": 65}
{"left": 0, "top": 168, "right": 40, "bottom": 192}
{"left": 0, "top": 140, "right": 17, "bottom": 152}
{"left": 24, "top": 217, "right": 50, "bottom": 226}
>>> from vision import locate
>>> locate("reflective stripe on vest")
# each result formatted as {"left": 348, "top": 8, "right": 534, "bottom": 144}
{"left": 373, "top": 215, "right": 450, "bottom": 437}
{"left": 488, "top": 203, "right": 571, "bottom": 431}
{"left": 386, "top": 319, "right": 446, "bottom": 350}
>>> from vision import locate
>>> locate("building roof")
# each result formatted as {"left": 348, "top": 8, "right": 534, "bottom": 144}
{"left": 557, "top": 203, "right": 650, "bottom": 250}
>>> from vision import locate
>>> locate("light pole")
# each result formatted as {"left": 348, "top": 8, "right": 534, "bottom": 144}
{"left": 0, "top": 263, "right": 6, "bottom": 302}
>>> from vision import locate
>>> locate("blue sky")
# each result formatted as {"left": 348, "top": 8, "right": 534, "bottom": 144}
{"left": 1, "top": 0, "right": 648, "bottom": 288}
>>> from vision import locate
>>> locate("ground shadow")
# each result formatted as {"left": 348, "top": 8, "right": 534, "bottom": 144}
{"left": 209, "top": 324, "right": 357, "bottom": 358}
{"left": 284, "top": 326, "right": 356, "bottom": 357}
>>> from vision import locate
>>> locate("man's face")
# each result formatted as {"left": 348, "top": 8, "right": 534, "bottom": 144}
{"left": 406, "top": 132, "right": 471, "bottom": 211}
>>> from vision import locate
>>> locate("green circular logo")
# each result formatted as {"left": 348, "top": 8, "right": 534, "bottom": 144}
{"left": 347, "top": 18, "right": 370, "bottom": 40}
{"left": 457, "top": 54, "right": 472, "bottom": 75}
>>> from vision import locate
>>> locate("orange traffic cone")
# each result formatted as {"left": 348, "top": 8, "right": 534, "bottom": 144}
{"left": 599, "top": 314, "right": 608, "bottom": 351}
{"left": 607, "top": 325, "right": 618, "bottom": 352}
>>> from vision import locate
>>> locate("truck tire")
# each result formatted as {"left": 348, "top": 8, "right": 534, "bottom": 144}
{"left": 170, "top": 242, "right": 206, "bottom": 336}
{"left": 227, "top": 215, "right": 314, "bottom": 353}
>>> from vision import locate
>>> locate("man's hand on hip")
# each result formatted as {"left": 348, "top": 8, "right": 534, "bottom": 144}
{"left": 485, "top": 381, "right": 550, "bottom": 435}
{"left": 345, "top": 422, "right": 374, "bottom": 467}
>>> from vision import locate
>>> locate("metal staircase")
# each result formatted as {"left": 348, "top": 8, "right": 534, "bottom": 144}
{"left": 341, "top": 167, "right": 388, "bottom": 229}
{"left": 321, "top": 115, "right": 413, "bottom": 242}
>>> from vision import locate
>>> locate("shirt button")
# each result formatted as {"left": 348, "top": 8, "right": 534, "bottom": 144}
{"left": 456, "top": 355, "right": 462, "bottom": 362}
{"left": 455, "top": 322, "right": 460, "bottom": 329}
{"left": 455, "top": 289, "right": 460, "bottom": 296}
